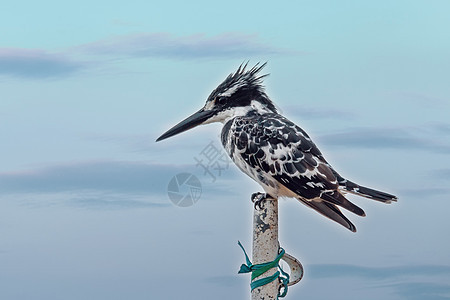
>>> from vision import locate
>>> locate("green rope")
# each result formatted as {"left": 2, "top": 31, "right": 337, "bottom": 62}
{"left": 237, "top": 241, "right": 290, "bottom": 298}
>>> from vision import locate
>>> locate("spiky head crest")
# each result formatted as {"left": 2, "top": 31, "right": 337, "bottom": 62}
{"left": 205, "top": 62, "right": 277, "bottom": 114}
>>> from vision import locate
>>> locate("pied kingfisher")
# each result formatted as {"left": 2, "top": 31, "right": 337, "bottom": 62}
{"left": 156, "top": 63, "right": 397, "bottom": 232}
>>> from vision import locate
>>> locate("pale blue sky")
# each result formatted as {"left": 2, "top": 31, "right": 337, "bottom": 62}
{"left": 1, "top": 1, "right": 450, "bottom": 299}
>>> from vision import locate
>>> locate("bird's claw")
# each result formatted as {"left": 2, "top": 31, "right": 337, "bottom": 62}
{"left": 251, "top": 192, "right": 274, "bottom": 210}
{"left": 251, "top": 192, "right": 265, "bottom": 210}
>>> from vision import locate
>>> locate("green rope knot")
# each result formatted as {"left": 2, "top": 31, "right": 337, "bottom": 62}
{"left": 237, "top": 241, "right": 290, "bottom": 298}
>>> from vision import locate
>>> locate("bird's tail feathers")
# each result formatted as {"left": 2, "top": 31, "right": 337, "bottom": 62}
{"left": 299, "top": 198, "right": 357, "bottom": 232}
{"left": 342, "top": 180, "right": 398, "bottom": 203}
{"left": 321, "top": 191, "right": 366, "bottom": 216}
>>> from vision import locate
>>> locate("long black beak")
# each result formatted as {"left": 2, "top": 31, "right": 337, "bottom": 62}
{"left": 156, "top": 108, "right": 215, "bottom": 142}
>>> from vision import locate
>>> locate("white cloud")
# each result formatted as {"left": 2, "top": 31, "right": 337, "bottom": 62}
{"left": 0, "top": 48, "right": 82, "bottom": 78}
{"left": 77, "top": 32, "right": 294, "bottom": 59}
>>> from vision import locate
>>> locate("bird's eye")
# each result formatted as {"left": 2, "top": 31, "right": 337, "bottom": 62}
{"left": 217, "top": 97, "right": 226, "bottom": 105}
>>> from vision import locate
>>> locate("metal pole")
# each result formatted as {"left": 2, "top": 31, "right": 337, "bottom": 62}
{"left": 252, "top": 196, "right": 279, "bottom": 300}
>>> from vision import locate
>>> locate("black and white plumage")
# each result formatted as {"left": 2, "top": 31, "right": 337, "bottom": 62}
{"left": 157, "top": 63, "right": 397, "bottom": 232}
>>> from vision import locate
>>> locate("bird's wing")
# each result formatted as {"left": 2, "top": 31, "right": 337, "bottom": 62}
{"left": 231, "top": 114, "right": 364, "bottom": 231}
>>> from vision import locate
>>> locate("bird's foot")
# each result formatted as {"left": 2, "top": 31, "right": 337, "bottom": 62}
{"left": 251, "top": 192, "right": 275, "bottom": 210}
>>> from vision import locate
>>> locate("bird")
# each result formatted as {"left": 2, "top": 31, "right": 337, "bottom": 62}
{"left": 156, "top": 63, "right": 397, "bottom": 232}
